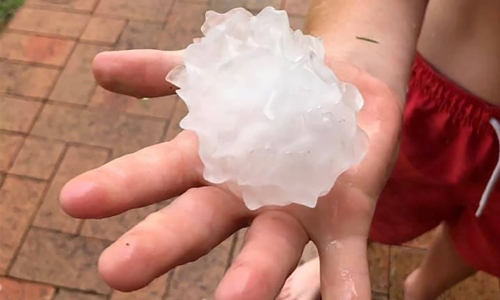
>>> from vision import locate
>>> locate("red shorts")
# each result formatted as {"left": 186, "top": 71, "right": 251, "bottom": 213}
{"left": 369, "top": 53, "right": 500, "bottom": 276}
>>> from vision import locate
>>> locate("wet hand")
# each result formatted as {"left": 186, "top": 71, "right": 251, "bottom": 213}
{"left": 60, "top": 49, "right": 402, "bottom": 300}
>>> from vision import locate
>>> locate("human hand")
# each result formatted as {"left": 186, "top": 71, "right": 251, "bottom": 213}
{"left": 60, "top": 49, "right": 402, "bottom": 300}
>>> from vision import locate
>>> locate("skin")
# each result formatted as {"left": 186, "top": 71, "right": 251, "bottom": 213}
{"left": 418, "top": 0, "right": 500, "bottom": 106}
{"left": 60, "top": 0, "right": 500, "bottom": 299}
{"left": 279, "top": 0, "right": 500, "bottom": 299}
{"left": 61, "top": 49, "right": 401, "bottom": 300}
{"left": 305, "top": 0, "right": 429, "bottom": 100}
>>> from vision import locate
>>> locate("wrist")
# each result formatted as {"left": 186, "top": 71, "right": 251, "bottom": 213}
{"left": 320, "top": 39, "right": 411, "bottom": 102}
{"left": 303, "top": 0, "right": 429, "bottom": 101}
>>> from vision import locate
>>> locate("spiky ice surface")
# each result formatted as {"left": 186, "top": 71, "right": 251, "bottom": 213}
{"left": 166, "top": 6, "right": 369, "bottom": 210}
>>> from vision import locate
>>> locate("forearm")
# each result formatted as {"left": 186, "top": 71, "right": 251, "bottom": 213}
{"left": 304, "top": 0, "right": 429, "bottom": 100}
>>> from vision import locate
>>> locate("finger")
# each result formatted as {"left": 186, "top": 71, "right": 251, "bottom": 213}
{"left": 216, "top": 211, "right": 308, "bottom": 300}
{"left": 98, "top": 186, "right": 249, "bottom": 292}
{"left": 93, "top": 49, "right": 184, "bottom": 98}
{"left": 59, "top": 131, "right": 203, "bottom": 219}
{"left": 317, "top": 236, "right": 371, "bottom": 300}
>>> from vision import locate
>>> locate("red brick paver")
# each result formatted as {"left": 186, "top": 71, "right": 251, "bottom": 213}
{"left": 8, "top": 8, "right": 90, "bottom": 38}
{"left": 0, "top": 177, "right": 46, "bottom": 275}
{"left": 24, "top": 0, "right": 99, "bottom": 13}
{"left": 0, "top": 96, "right": 42, "bottom": 133}
{"left": 0, "top": 277, "right": 55, "bottom": 300}
{"left": 50, "top": 43, "right": 112, "bottom": 105}
{"left": 10, "top": 137, "right": 65, "bottom": 179}
{"left": 80, "top": 17, "right": 126, "bottom": 45}
{"left": 0, "top": 33, "right": 75, "bottom": 67}
{"left": 0, "top": 0, "right": 498, "bottom": 299}
{"left": 0, "top": 61, "right": 59, "bottom": 98}
{"left": 33, "top": 145, "right": 109, "bottom": 234}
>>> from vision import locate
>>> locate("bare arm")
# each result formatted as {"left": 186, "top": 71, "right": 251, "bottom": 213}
{"left": 305, "top": 0, "right": 429, "bottom": 100}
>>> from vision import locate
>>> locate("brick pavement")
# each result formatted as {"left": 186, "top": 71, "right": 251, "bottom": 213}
{"left": 0, "top": 0, "right": 499, "bottom": 299}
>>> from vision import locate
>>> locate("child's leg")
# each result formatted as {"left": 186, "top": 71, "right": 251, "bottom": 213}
{"left": 404, "top": 223, "right": 476, "bottom": 300}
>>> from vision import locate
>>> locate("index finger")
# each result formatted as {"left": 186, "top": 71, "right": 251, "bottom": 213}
{"left": 59, "top": 131, "right": 204, "bottom": 219}
{"left": 93, "top": 49, "right": 184, "bottom": 98}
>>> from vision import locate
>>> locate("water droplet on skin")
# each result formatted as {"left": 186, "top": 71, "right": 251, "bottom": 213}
{"left": 322, "top": 112, "right": 334, "bottom": 123}
{"left": 340, "top": 269, "right": 358, "bottom": 300}
{"left": 327, "top": 240, "right": 343, "bottom": 250}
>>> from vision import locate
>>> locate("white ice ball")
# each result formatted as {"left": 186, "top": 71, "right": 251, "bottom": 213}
{"left": 166, "top": 6, "right": 369, "bottom": 210}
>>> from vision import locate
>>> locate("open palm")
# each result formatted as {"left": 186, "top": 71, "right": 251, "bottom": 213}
{"left": 60, "top": 49, "right": 403, "bottom": 300}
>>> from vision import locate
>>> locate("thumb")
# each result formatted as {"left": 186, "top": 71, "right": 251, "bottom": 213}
{"left": 317, "top": 236, "right": 371, "bottom": 300}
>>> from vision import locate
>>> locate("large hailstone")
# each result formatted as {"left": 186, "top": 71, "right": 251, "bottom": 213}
{"left": 166, "top": 6, "right": 369, "bottom": 210}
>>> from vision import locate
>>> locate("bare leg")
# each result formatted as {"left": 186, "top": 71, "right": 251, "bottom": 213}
{"left": 276, "top": 257, "right": 321, "bottom": 300}
{"left": 404, "top": 223, "right": 476, "bottom": 300}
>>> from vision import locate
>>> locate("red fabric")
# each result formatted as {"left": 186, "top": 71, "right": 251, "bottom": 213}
{"left": 369, "top": 53, "right": 500, "bottom": 276}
